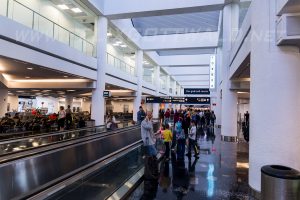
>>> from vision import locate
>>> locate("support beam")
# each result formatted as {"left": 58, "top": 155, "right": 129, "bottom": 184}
{"left": 103, "top": 0, "right": 225, "bottom": 19}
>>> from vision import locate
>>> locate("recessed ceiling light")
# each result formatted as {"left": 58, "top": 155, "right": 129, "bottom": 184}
{"left": 42, "top": 90, "right": 52, "bottom": 92}
{"left": 16, "top": 91, "right": 25, "bottom": 93}
{"left": 58, "top": 4, "right": 69, "bottom": 10}
{"left": 25, "top": 77, "right": 30, "bottom": 79}
{"left": 63, "top": 76, "right": 68, "bottom": 78}
{"left": 67, "top": 90, "right": 75, "bottom": 92}
{"left": 113, "top": 43, "right": 119, "bottom": 46}
{"left": 107, "top": 32, "right": 112, "bottom": 37}
{"left": 120, "top": 44, "right": 127, "bottom": 48}
{"left": 71, "top": 8, "right": 82, "bottom": 13}
{"left": 32, "top": 90, "right": 40, "bottom": 92}
{"left": 27, "top": 67, "right": 33, "bottom": 70}
{"left": 116, "top": 41, "right": 122, "bottom": 44}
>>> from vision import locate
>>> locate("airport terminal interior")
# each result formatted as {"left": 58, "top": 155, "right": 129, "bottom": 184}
{"left": 0, "top": 0, "right": 299, "bottom": 199}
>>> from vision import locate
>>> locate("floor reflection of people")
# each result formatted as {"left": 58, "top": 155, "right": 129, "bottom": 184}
{"left": 172, "top": 152, "right": 189, "bottom": 200}
{"left": 159, "top": 160, "right": 171, "bottom": 193}
{"left": 188, "top": 157, "right": 198, "bottom": 192}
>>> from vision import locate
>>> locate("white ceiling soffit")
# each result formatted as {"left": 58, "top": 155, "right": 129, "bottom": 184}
{"left": 158, "top": 54, "right": 211, "bottom": 66}
{"left": 157, "top": 48, "right": 216, "bottom": 56}
{"left": 103, "top": 0, "right": 225, "bottom": 19}
{"left": 132, "top": 11, "right": 220, "bottom": 36}
{"left": 165, "top": 66, "right": 209, "bottom": 75}
{"left": 174, "top": 75, "right": 209, "bottom": 81}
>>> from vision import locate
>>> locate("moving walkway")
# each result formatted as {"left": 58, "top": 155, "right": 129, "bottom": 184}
{"left": 0, "top": 122, "right": 159, "bottom": 200}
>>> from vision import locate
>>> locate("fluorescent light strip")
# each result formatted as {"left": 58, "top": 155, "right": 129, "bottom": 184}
{"left": 71, "top": 8, "right": 82, "bottom": 13}
{"left": 58, "top": 4, "right": 69, "bottom": 10}
{"left": 10, "top": 79, "right": 91, "bottom": 83}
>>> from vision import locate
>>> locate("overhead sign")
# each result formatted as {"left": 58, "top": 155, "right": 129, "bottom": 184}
{"left": 103, "top": 91, "right": 111, "bottom": 97}
{"left": 146, "top": 97, "right": 210, "bottom": 104}
{"left": 184, "top": 88, "right": 210, "bottom": 95}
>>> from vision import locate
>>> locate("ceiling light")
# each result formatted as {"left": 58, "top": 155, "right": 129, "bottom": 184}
{"left": 107, "top": 32, "right": 112, "bottom": 37}
{"left": 120, "top": 44, "right": 127, "bottom": 48}
{"left": 25, "top": 76, "right": 30, "bottom": 79}
{"left": 42, "top": 90, "right": 52, "bottom": 92}
{"left": 67, "top": 90, "right": 75, "bottom": 92}
{"left": 57, "top": 4, "right": 69, "bottom": 10}
{"left": 113, "top": 43, "right": 119, "bottom": 46}
{"left": 27, "top": 67, "right": 33, "bottom": 70}
{"left": 16, "top": 91, "right": 25, "bottom": 93}
{"left": 116, "top": 41, "right": 122, "bottom": 44}
{"left": 71, "top": 8, "right": 82, "bottom": 13}
{"left": 63, "top": 76, "right": 68, "bottom": 78}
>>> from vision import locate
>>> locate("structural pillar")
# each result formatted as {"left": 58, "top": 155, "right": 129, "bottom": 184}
{"left": 0, "top": 89, "right": 8, "bottom": 117}
{"left": 166, "top": 75, "right": 171, "bottom": 95}
{"left": 220, "top": 3, "right": 239, "bottom": 141}
{"left": 152, "top": 66, "right": 160, "bottom": 119}
{"left": 91, "top": 16, "right": 107, "bottom": 126}
{"left": 215, "top": 47, "right": 223, "bottom": 127}
{"left": 133, "top": 50, "right": 143, "bottom": 122}
{"left": 65, "top": 95, "right": 73, "bottom": 109}
{"left": 249, "top": 0, "right": 300, "bottom": 193}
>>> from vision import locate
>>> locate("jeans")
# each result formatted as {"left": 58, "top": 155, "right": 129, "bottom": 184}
{"left": 176, "top": 139, "right": 185, "bottom": 159}
{"left": 145, "top": 145, "right": 157, "bottom": 156}
{"left": 188, "top": 138, "right": 199, "bottom": 156}
{"left": 164, "top": 142, "right": 170, "bottom": 158}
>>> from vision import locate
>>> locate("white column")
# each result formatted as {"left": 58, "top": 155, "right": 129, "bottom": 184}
{"left": 133, "top": 50, "right": 143, "bottom": 122}
{"left": 249, "top": 0, "right": 300, "bottom": 192}
{"left": 152, "top": 66, "right": 160, "bottom": 119}
{"left": 173, "top": 81, "right": 177, "bottom": 95}
{"left": 91, "top": 16, "right": 107, "bottom": 126}
{"left": 220, "top": 3, "right": 239, "bottom": 140}
{"left": 65, "top": 95, "right": 73, "bottom": 109}
{"left": 167, "top": 75, "right": 171, "bottom": 95}
{"left": 0, "top": 89, "right": 8, "bottom": 117}
{"left": 215, "top": 47, "right": 223, "bottom": 127}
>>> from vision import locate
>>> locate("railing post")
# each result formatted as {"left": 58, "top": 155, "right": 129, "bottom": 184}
{"left": 32, "top": 12, "right": 34, "bottom": 29}
{"left": 6, "top": 0, "right": 9, "bottom": 17}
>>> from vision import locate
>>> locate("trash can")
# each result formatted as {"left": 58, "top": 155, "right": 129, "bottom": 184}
{"left": 261, "top": 165, "right": 300, "bottom": 200}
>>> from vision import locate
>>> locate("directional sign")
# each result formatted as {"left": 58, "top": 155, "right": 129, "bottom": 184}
{"left": 146, "top": 97, "right": 210, "bottom": 104}
{"left": 184, "top": 88, "right": 210, "bottom": 95}
{"left": 103, "top": 91, "right": 111, "bottom": 97}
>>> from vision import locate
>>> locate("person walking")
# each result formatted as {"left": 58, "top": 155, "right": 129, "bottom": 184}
{"left": 187, "top": 121, "right": 199, "bottom": 158}
{"left": 58, "top": 106, "right": 66, "bottom": 131}
{"left": 137, "top": 106, "right": 146, "bottom": 125}
{"left": 141, "top": 111, "right": 160, "bottom": 157}
{"left": 65, "top": 105, "right": 72, "bottom": 130}
{"left": 162, "top": 124, "right": 172, "bottom": 160}
{"left": 175, "top": 118, "right": 185, "bottom": 160}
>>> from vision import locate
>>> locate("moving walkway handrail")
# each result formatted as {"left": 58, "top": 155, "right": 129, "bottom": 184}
{"left": 0, "top": 124, "right": 140, "bottom": 164}
{"left": 0, "top": 121, "right": 134, "bottom": 157}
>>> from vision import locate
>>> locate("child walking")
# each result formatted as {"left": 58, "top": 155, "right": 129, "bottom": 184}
{"left": 163, "top": 124, "right": 172, "bottom": 160}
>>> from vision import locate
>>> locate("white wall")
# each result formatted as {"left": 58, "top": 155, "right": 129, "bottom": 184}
{"left": 111, "top": 100, "right": 134, "bottom": 113}
{"left": 7, "top": 95, "right": 18, "bottom": 112}
{"left": 36, "top": 96, "right": 59, "bottom": 114}
{"left": 82, "top": 100, "right": 91, "bottom": 112}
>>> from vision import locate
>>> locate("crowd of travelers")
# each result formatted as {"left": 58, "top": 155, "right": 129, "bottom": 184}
{"left": 0, "top": 106, "right": 88, "bottom": 134}
{"left": 141, "top": 108, "right": 216, "bottom": 160}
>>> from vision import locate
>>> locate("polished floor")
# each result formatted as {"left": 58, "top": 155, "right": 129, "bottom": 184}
{"left": 129, "top": 128, "right": 253, "bottom": 200}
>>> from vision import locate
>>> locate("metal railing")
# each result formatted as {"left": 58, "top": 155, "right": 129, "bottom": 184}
{"left": 107, "top": 52, "right": 136, "bottom": 76}
{"left": 3, "top": 0, "right": 96, "bottom": 57}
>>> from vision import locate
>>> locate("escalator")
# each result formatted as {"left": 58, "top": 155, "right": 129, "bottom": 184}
{"left": 0, "top": 122, "right": 159, "bottom": 200}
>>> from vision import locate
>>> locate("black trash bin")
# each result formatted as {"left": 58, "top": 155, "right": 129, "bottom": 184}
{"left": 261, "top": 165, "right": 300, "bottom": 200}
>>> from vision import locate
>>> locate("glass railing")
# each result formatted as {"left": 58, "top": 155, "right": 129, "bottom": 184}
{"left": 107, "top": 52, "right": 136, "bottom": 76}
{"left": 143, "top": 75, "right": 154, "bottom": 84}
{"left": 2, "top": 0, "right": 96, "bottom": 57}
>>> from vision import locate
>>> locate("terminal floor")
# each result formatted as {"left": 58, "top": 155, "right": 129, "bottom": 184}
{"left": 129, "top": 128, "right": 253, "bottom": 200}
